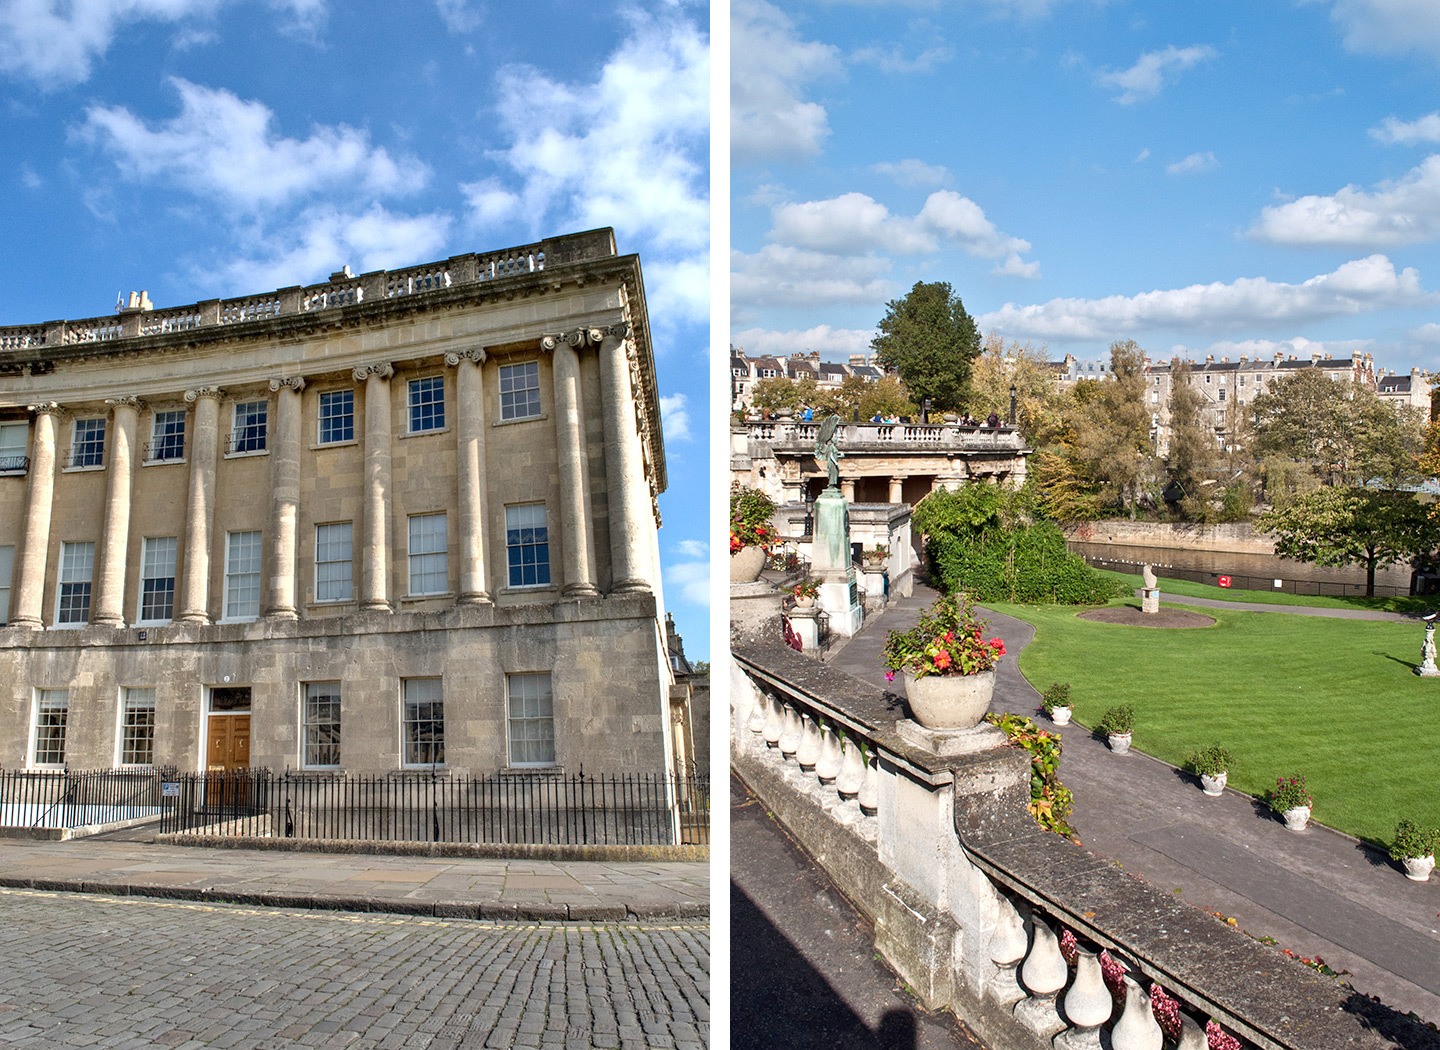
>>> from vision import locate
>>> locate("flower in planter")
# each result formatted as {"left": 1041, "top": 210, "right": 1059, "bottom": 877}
{"left": 1098, "top": 704, "right": 1134, "bottom": 736}
{"left": 792, "top": 577, "right": 820, "bottom": 600}
{"left": 1389, "top": 819, "right": 1440, "bottom": 861}
{"left": 1040, "top": 682, "right": 1071, "bottom": 716}
{"left": 1266, "top": 773, "right": 1312, "bottom": 814}
{"left": 881, "top": 593, "right": 1005, "bottom": 682}
{"left": 1206, "top": 1020, "right": 1242, "bottom": 1050}
{"left": 1185, "top": 744, "right": 1232, "bottom": 778}
{"left": 729, "top": 484, "right": 777, "bottom": 553}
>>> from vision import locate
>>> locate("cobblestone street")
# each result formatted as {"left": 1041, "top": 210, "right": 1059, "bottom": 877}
{"left": 0, "top": 889, "right": 708, "bottom": 1050}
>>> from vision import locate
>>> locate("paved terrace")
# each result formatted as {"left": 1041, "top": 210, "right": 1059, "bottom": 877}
{"left": 825, "top": 583, "right": 1440, "bottom": 1026}
{"left": 0, "top": 834, "right": 708, "bottom": 921}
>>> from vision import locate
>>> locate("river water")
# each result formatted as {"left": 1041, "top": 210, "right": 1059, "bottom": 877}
{"left": 1067, "top": 540, "right": 1421, "bottom": 599}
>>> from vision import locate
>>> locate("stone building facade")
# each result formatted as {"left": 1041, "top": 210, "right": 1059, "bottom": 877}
{"left": 0, "top": 229, "right": 677, "bottom": 779}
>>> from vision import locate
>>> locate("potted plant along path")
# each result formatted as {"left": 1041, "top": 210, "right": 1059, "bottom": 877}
{"left": 1389, "top": 820, "right": 1439, "bottom": 882}
{"left": 1098, "top": 704, "right": 1134, "bottom": 754}
{"left": 730, "top": 484, "right": 776, "bottom": 583}
{"left": 792, "top": 577, "right": 820, "bottom": 608}
{"left": 1041, "top": 682, "right": 1072, "bottom": 726}
{"left": 882, "top": 593, "right": 1006, "bottom": 730}
{"left": 1268, "top": 774, "right": 1313, "bottom": 831}
{"left": 1185, "top": 744, "right": 1232, "bottom": 797}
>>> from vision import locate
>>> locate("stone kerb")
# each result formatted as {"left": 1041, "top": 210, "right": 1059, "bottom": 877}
{"left": 731, "top": 641, "right": 1431, "bottom": 1050}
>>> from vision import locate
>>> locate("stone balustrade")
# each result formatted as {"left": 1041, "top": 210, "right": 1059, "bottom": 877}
{"left": 742, "top": 419, "right": 1027, "bottom": 451}
{"left": 731, "top": 638, "right": 1430, "bottom": 1050}
{"left": 0, "top": 233, "right": 609, "bottom": 360}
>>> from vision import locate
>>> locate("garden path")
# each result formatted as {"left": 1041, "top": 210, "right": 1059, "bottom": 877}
{"left": 825, "top": 584, "right": 1440, "bottom": 1027}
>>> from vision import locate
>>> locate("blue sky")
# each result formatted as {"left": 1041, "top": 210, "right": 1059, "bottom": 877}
{"left": 0, "top": 0, "right": 710, "bottom": 657}
{"left": 731, "top": 0, "right": 1440, "bottom": 380}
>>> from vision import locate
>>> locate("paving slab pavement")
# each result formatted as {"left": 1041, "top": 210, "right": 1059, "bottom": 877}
{"left": 0, "top": 834, "right": 709, "bottom": 921}
{"left": 825, "top": 584, "right": 1440, "bottom": 1026}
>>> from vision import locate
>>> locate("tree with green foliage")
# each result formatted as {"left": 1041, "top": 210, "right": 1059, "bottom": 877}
{"left": 870, "top": 281, "right": 980, "bottom": 412}
{"left": 1257, "top": 487, "right": 1440, "bottom": 597}
{"left": 1067, "top": 340, "right": 1157, "bottom": 517}
{"left": 969, "top": 334, "right": 1068, "bottom": 441}
{"left": 1164, "top": 358, "right": 1225, "bottom": 521}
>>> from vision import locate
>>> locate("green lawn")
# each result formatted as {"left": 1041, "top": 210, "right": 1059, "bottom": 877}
{"left": 993, "top": 599, "right": 1439, "bottom": 847}
{"left": 1096, "top": 568, "right": 1438, "bottom": 615}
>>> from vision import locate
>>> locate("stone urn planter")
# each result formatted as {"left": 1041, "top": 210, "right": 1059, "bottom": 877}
{"left": 730, "top": 545, "right": 766, "bottom": 583}
{"left": 1283, "top": 805, "right": 1311, "bottom": 831}
{"left": 1107, "top": 731, "right": 1132, "bottom": 755}
{"left": 902, "top": 670, "right": 995, "bottom": 730}
{"left": 1049, "top": 705, "right": 1072, "bottom": 726}
{"left": 1403, "top": 855, "right": 1436, "bottom": 882}
{"left": 1200, "top": 771, "right": 1228, "bottom": 797}
{"left": 794, "top": 594, "right": 816, "bottom": 609}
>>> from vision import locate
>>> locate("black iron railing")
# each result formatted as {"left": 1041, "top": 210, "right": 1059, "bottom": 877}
{"left": 158, "top": 769, "right": 709, "bottom": 846}
{"left": 0, "top": 767, "right": 175, "bottom": 829}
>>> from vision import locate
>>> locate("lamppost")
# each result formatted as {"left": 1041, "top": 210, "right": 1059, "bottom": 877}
{"left": 1008, "top": 384, "right": 1017, "bottom": 425}
{"left": 921, "top": 397, "right": 931, "bottom": 425}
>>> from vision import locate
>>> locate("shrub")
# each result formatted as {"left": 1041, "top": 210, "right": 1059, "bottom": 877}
{"left": 1185, "top": 744, "right": 1232, "bottom": 778}
{"left": 1267, "top": 774, "right": 1313, "bottom": 814}
{"left": 1098, "top": 704, "right": 1134, "bottom": 736}
{"left": 730, "top": 484, "right": 776, "bottom": 552}
{"left": 1389, "top": 819, "right": 1439, "bottom": 861}
{"left": 986, "top": 712, "right": 1075, "bottom": 837}
{"left": 1040, "top": 682, "right": 1071, "bottom": 715}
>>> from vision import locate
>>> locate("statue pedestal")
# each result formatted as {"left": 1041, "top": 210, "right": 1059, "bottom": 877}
{"left": 818, "top": 574, "right": 864, "bottom": 637}
{"left": 1141, "top": 588, "right": 1159, "bottom": 615}
{"left": 787, "top": 605, "right": 821, "bottom": 652}
{"left": 813, "top": 487, "right": 863, "bottom": 637}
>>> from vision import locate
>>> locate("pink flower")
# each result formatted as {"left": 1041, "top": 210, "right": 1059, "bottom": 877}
{"left": 884, "top": 671, "right": 895, "bottom": 682}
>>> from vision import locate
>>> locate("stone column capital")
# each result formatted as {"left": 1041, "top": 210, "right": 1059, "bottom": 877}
{"left": 184, "top": 387, "right": 224, "bottom": 403}
{"left": 268, "top": 376, "right": 307, "bottom": 393}
{"left": 353, "top": 362, "right": 394, "bottom": 382}
{"left": 541, "top": 322, "right": 629, "bottom": 353}
{"left": 444, "top": 348, "right": 487, "bottom": 367}
{"left": 28, "top": 401, "right": 65, "bottom": 417}
{"left": 104, "top": 396, "right": 144, "bottom": 412}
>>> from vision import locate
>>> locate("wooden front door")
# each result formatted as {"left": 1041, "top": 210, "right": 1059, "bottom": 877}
{"left": 206, "top": 715, "right": 251, "bottom": 772}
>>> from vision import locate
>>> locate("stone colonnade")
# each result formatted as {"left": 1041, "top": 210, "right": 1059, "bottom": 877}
{"left": 6, "top": 327, "right": 652, "bottom": 629}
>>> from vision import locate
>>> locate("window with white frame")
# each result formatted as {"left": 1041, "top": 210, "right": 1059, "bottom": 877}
{"left": 33, "top": 690, "right": 68, "bottom": 766}
{"left": 504, "top": 504, "right": 550, "bottom": 588}
{"left": 506, "top": 672, "right": 555, "bottom": 767}
{"left": 0, "top": 544, "right": 12, "bottom": 625}
{"left": 408, "top": 513, "right": 448, "bottom": 595}
{"left": 303, "top": 681, "right": 341, "bottom": 768}
{"left": 224, "top": 531, "right": 262, "bottom": 620}
{"left": 407, "top": 376, "right": 445, "bottom": 433}
{"left": 402, "top": 678, "right": 444, "bottom": 766}
{"left": 139, "top": 536, "right": 177, "bottom": 623}
{"left": 315, "top": 522, "right": 354, "bottom": 602}
{"left": 119, "top": 687, "right": 156, "bottom": 766}
{"left": 70, "top": 418, "right": 106, "bottom": 467}
{"left": 149, "top": 410, "right": 186, "bottom": 462}
{"left": 56, "top": 541, "right": 95, "bottom": 626}
{"left": 0, "top": 421, "right": 27, "bottom": 473}
{"left": 498, "top": 361, "right": 541, "bottom": 421}
{"left": 231, "top": 400, "right": 268, "bottom": 453}
{"left": 318, "top": 389, "right": 354, "bottom": 445}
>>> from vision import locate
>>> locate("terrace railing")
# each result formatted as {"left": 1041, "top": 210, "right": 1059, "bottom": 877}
{"left": 0, "top": 767, "right": 172, "bottom": 830}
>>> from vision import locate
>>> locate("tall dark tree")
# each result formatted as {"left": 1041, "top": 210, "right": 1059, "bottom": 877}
{"left": 1164, "top": 358, "right": 1222, "bottom": 520}
{"left": 870, "top": 281, "right": 980, "bottom": 412}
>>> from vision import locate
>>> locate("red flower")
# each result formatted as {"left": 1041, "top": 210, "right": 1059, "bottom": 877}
{"left": 933, "top": 650, "right": 952, "bottom": 670}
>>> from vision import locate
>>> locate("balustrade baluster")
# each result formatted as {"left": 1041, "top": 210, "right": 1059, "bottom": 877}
{"left": 796, "top": 715, "right": 820, "bottom": 772}
{"left": 745, "top": 680, "right": 767, "bottom": 736}
{"left": 836, "top": 738, "right": 864, "bottom": 800}
{"left": 1014, "top": 919, "right": 1069, "bottom": 1038}
{"left": 1175, "top": 1017, "right": 1207, "bottom": 1050}
{"left": 985, "top": 895, "right": 1029, "bottom": 1007}
{"left": 762, "top": 694, "right": 784, "bottom": 748}
{"left": 815, "top": 725, "right": 841, "bottom": 784}
{"left": 857, "top": 753, "right": 878, "bottom": 816}
{"left": 1056, "top": 949, "right": 1112, "bottom": 1048}
{"left": 778, "top": 705, "right": 803, "bottom": 761}
{"left": 1110, "top": 976, "right": 1163, "bottom": 1050}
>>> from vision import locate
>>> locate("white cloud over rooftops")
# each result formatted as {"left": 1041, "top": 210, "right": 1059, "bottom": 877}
{"left": 731, "top": 0, "right": 840, "bottom": 164}
{"left": 732, "top": 324, "right": 876, "bottom": 358}
{"left": 1325, "top": 0, "right": 1440, "bottom": 60}
{"left": 979, "top": 255, "right": 1432, "bottom": 341}
{"left": 1250, "top": 154, "right": 1440, "bottom": 247}
{"left": 1097, "top": 44, "right": 1217, "bottom": 105}
{"left": 1371, "top": 112, "right": 1440, "bottom": 145}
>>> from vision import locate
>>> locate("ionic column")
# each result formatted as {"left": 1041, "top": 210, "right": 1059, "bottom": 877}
{"left": 10, "top": 403, "right": 63, "bottom": 629}
{"left": 92, "top": 396, "right": 141, "bottom": 626}
{"left": 446, "top": 349, "right": 491, "bottom": 604}
{"left": 178, "top": 388, "right": 223, "bottom": 623}
{"left": 264, "top": 377, "right": 304, "bottom": 619}
{"left": 544, "top": 333, "right": 599, "bottom": 598}
{"left": 598, "top": 327, "right": 651, "bottom": 594}
{"left": 888, "top": 476, "right": 905, "bottom": 503}
{"left": 355, "top": 363, "right": 394, "bottom": 611}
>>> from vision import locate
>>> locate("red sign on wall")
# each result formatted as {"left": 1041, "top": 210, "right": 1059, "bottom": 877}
{"left": 1218, "top": 575, "right": 1232, "bottom": 588}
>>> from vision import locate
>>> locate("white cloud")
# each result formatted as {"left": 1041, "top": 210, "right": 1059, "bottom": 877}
{"left": 675, "top": 539, "right": 707, "bottom": 560}
{"left": 871, "top": 159, "right": 949, "bottom": 186}
{"left": 645, "top": 251, "right": 710, "bottom": 331}
{"left": 1166, "top": 151, "right": 1219, "bottom": 175}
{"left": 218, "top": 205, "right": 451, "bottom": 292}
{"left": 851, "top": 43, "right": 951, "bottom": 74}
{"left": 979, "top": 255, "right": 1433, "bottom": 341}
{"left": 1324, "top": 0, "right": 1440, "bottom": 59}
{"left": 1097, "top": 45, "right": 1217, "bottom": 105}
{"left": 0, "top": 0, "right": 324, "bottom": 88}
{"left": 79, "top": 78, "right": 426, "bottom": 212}
{"left": 664, "top": 546, "right": 710, "bottom": 608}
{"left": 434, "top": 0, "right": 480, "bottom": 34}
{"left": 732, "top": 0, "right": 840, "bottom": 164}
{"left": 1135, "top": 147, "right": 1151, "bottom": 163}
{"left": 1370, "top": 112, "right": 1440, "bottom": 145}
{"left": 1167, "top": 336, "right": 1374, "bottom": 360}
{"left": 731, "top": 244, "right": 896, "bottom": 310}
{"left": 1250, "top": 154, "right": 1440, "bottom": 247}
{"left": 660, "top": 392, "right": 692, "bottom": 442}
{"left": 731, "top": 324, "right": 876, "bottom": 358}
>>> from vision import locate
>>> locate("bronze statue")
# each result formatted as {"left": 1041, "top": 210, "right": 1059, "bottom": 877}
{"left": 814, "top": 414, "right": 843, "bottom": 490}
